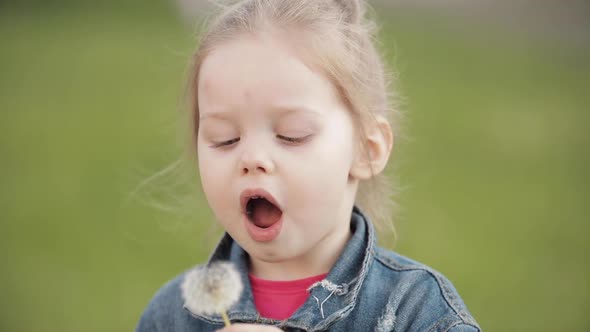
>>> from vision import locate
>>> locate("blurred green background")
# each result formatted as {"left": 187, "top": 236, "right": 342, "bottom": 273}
{"left": 1, "top": 1, "right": 588, "bottom": 331}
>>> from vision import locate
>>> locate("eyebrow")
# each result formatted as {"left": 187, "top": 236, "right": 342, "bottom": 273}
{"left": 199, "top": 110, "right": 235, "bottom": 121}
{"left": 199, "top": 105, "right": 323, "bottom": 120}
{"left": 275, "top": 106, "right": 323, "bottom": 119}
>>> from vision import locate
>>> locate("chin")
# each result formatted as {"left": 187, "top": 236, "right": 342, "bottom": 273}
{"left": 247, "top": 242, "right": 298, "bottom": 262}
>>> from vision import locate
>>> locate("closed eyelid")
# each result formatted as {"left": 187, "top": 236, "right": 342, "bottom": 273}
{"left": 209, "top": 137, "right": 240, "bottom": 148}
{"left": 199, "top": 127, "right": 239, "bottom": 144}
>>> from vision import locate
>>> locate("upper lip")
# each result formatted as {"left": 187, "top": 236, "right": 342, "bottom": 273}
{"left": 240, "top": 188, "right": 282, "bottom": 214}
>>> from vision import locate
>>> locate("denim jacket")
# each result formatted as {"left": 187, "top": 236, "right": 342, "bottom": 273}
{"left": 136, "top": 207, "right": 481, "bottom": 331}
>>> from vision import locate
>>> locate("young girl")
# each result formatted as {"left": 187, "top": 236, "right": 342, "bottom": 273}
{"left": 137, "top": 0, "right": 480, "bottom": 331}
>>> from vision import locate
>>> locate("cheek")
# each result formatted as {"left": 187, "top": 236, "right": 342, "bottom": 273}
{"left": 285, "top": 130, "right": 355, "bottom": 207}
{"left": 310, "top": 150, "right": 352, "bottom": 195}
{"left": 197, "top": 146, "right": 233, "bottom": 209}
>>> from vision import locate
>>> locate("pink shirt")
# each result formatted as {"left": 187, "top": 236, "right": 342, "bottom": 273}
{"left": 249, "top": 273, "right": 329, "bottom": 320}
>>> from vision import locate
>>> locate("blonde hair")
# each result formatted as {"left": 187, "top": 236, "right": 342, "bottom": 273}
{"left": 188, "top": 0, "right": 400, "bottom": 233}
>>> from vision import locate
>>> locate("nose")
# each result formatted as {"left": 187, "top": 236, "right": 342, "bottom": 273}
{"left": 238, "top": 144, "right": 275, "bottom": 176}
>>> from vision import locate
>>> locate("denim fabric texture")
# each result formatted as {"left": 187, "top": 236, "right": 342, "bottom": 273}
{"left": 136, "top": 207, "right": 481, "bottom": 331}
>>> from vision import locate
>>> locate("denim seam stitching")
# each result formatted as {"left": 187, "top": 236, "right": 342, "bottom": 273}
{"left": 312, "top": 220, "right": 376, "bottom": 331}
{"left": 442, "top": 321, "right": 481, "bottom": 332}
{"left": 427, "top": 313, "right": 472, "bottom": 332}
{"left": 373, "top": 253, "right": 470, "bottom": 325}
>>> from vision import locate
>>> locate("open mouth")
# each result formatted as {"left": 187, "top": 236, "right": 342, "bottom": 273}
{"left": 240, "top": 189, "right": 284, "bottom": 242}
{"left": 245, "top": 196, "right": 283, "bottom": 228}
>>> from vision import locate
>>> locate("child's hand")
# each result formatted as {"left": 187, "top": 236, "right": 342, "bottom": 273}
{"left": 217, "top": 323, "right": 283, "bottom": 331}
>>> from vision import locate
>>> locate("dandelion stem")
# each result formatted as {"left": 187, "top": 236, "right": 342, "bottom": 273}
{"left": 221, "top": 311, "right": 231, "bottom": 327}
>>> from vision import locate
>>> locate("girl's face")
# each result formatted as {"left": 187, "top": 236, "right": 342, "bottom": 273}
{"left": 197, "top": 34, "right": 360, "bottom": 279}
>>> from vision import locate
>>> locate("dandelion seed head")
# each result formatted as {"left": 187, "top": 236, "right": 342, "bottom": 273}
{"left": 181, "top": 261, "right": 243, "bottom": 315}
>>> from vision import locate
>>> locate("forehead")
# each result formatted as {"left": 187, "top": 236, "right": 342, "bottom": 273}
{"left": 197, "top": 34, "right": 345, "bottom": 116}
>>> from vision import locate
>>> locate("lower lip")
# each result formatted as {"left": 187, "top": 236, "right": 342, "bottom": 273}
{"left": 243, "top": 214, "right": 283, "bottom": 242}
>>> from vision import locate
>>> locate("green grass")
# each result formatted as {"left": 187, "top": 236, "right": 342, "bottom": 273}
{"left": 1, "top": 3, "right": 588, "bottom": 331}
{"left": 380, "top": 14, "right": 590, "bottom": 331}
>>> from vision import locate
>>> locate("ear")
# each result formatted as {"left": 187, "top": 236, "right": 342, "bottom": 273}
{"left": 350, "top": 115, "right": 394, "bottom": 180}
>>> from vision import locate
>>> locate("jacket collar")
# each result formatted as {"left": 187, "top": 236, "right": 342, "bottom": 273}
{"left": 183, "top": 206, "right": 376, "bottom": 330}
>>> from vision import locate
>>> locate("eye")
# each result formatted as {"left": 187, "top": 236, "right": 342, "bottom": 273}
{"left": 277, "top": 134, "right": 311, "bottom": 145}
{"left": 210, "top": 137, "right": 240, "bottom": 148}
